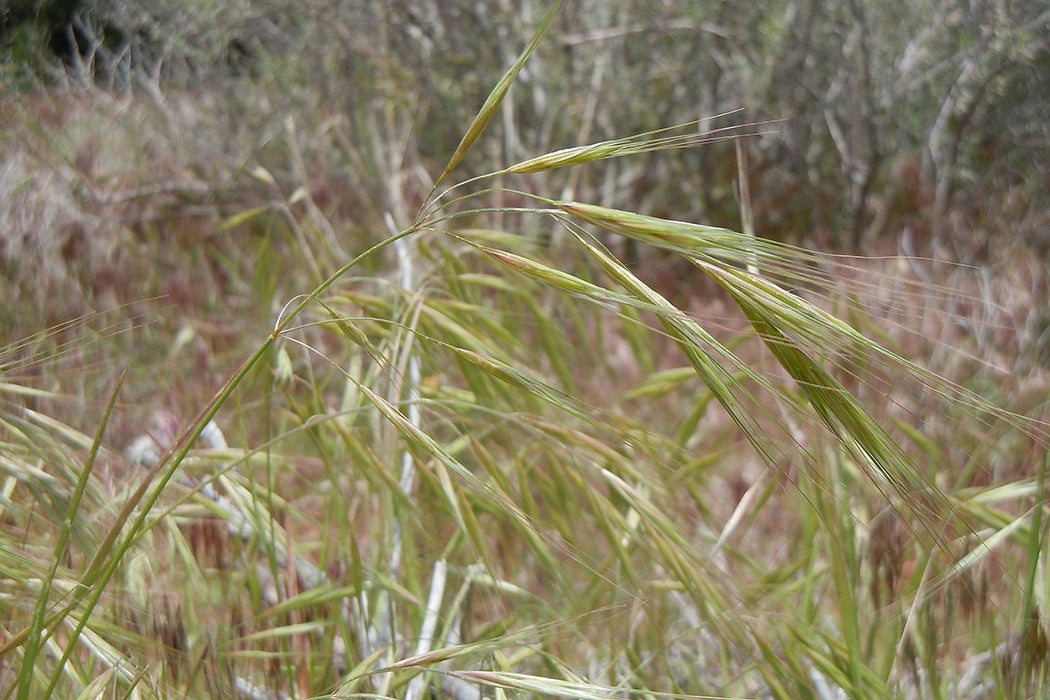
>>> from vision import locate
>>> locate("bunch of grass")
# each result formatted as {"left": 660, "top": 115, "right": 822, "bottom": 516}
{"left": 2, "top": 2, "right": 1049, "bottom": 698}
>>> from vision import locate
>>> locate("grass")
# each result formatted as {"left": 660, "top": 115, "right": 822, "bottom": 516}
{"left": 2, "top": 3, "right": 1050, "bottom": 698}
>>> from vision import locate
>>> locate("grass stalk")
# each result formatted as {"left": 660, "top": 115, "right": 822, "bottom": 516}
{"left": 16, "top": 371, "right": 124, "bottom": 700}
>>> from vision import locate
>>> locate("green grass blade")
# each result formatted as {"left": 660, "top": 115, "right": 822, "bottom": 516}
{"left": 18, "top": 370, "right": 124, "bottom": 700}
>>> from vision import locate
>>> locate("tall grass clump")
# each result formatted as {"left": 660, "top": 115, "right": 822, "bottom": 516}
{"left": 3, "top": 2, "right": 1049, "bottom": 698}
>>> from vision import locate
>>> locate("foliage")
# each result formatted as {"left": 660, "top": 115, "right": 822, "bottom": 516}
{"left": 5, "top": 0, "right": 1049, "bottom": 250}
{"left": 1, "top": 1, "right": 1049, "bottom": 699}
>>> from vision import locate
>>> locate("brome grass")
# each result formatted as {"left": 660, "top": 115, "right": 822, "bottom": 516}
{"left": 1, "top": 3, "right": 1048, "bottom": 699}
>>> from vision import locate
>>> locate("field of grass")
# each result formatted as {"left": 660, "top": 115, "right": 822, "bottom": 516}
{"left": 2, "top": 6, "right": 1050, "bottom": 699}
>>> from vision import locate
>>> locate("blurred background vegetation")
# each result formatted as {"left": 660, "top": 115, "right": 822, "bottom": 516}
{"left": 5, "top": 0, "right": 1049, "bottom": 244}
{"left": 2, "top": 1, "right": 1050, "bottom": 697}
